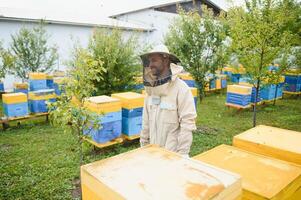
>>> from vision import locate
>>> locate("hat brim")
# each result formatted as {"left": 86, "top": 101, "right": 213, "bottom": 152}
{"left": 140, "top": 52, "right": 180, "bottom": 65}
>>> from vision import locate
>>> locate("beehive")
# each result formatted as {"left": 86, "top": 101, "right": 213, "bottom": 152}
{"left": 81, "top": 145, "right": 242, "bottom": 200}
{"left": 13, "top": 83, "right": 29, "bottom": 94}
{"left": 53, "top": 77, "right": 66, "bottom": 95}
{"left": 284, "top": 74, "right": 301, "bottom": 92}
{"left": 260, "top": 84, "right": 277, "bottom": 101}
{"left": 0, "top": 82, "right": 4, "bottom": 92}
{"left": 2, "top": 93, "right": 29, "bottom": 118}
{"left": 238, "top": 81, "right": 262, "bottom": 104}
{"left": 46, "top": 75, "right": 54, "bottom": 89}
{"left": 226, "top": 85, "right": 252, "bottom": 107}
{"left": 233, "top": 125, "right": 301, "bottom": 165}
{"left": 216, "top": 78, "right": 222, "bottom": 90}
{"left": 28, "top": 89, "right": 56, "bottom": 113}
{"left": 190, "top": 87, "right": 198, "bottom": 109}
{"left": 193, "top": 144, "right": 301, "bottom": 200}
{"left": 85, "top": 96, "right": 122, "bottom": 143}
{"left": 179, "top": 73, "right": 196, "bottom": 87}
{"left": 111, "top": 92, "right": 144, "bottom": 137}
{"left": 29, "top": 72, "right": 47, "bottom": 91}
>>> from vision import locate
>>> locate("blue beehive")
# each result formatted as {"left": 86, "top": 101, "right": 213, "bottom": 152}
{"left": 2, "top": 93, "right": 29, "bottom": 118}
{"left": 47, "top": 75, "right": 54, "bottom": 89}
{"left": 0, "top": 82, "right": 4, "bottom": 92}
{"left": 226, "top": 85, "right": 252, "bottom": 107}
{"left": 84, "top": 96, "right": 122, "bottom": 143}
{"left": 276, "top": 83, "right": 284, "bottom": 98}
{"left": 284, "top": 74, "right": 301, "bottom": 92}
{"left": 111, "top": 92, "right": 144, "bottom": 137}
{"left": 260, "top": 84, "right": 277, "bottom": 101}
{"left": 28, "top": 89, "right": 56, "bottom": 113}
{"left": 29, "top": 73, "right": 47, "bottom": 91}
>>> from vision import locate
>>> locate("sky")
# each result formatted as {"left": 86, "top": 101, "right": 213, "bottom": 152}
{"left": 0, "top": 0, "right": 246, "bottom": 17}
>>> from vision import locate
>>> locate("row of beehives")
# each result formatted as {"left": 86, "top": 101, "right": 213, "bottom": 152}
{"left": 81, "top": 125, "right": 301, "bottom": 200}
{"left": 1, "top": 72, "right": 65, "bottom": 118}
{"left": 82, "top": 88, "right": 198, "bottom": 144}
{"left": 223, "top": 66, "right": 301, "bottom": 94}
{"left": 134, "top": 73, "right": 228, "bottom": 92}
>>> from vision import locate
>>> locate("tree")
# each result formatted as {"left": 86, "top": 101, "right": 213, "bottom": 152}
{"left": 165, "top": 5, "right": 229, "bottom": 101}
{"left": 88, "top": 28, "right": 141, "bottom": 95}
{"left": 9, "top": 23, "right": 58, "bottom": 80}
{"left": 48, "top": 47, "right": 105, "bottom": 197}
{"left": 227, "top": 0, "right": 296, "bottom": 127}
{"left": 0, "top": 42, "right": 14, "bottom": 79}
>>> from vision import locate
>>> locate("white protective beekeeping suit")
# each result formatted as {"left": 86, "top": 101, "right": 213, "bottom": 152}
{"left": 140, "top": 45, "right": 197, "bottom": 156}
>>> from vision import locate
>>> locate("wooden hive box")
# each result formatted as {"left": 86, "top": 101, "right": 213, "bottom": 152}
{"left": 2, "top": 93, "right": 29, "bottom": 118}
{"left": 81, "top": 145, "right": 242, "bottom": 200}
{"left": 111, "top": 92, "right": 145, "bottom": 109}
{"left": 233, "top": 125, "right": 301, "bottom": 165}
{"left": 193, "top": 144, "right": 301, "bottom": 200}
{"left": 84, "top": 95, "right": 121, "bottom": 114}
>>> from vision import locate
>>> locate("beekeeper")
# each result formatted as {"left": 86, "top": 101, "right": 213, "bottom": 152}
{"left": 140, "top": 44, "right": 197, "bottom": 157}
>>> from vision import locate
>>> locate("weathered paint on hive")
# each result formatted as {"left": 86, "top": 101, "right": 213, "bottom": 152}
{"left": 81, "top": 145, "right": 241, "bottom": 200}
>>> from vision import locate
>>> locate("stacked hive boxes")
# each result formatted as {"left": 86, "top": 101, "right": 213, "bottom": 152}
{"left": 179, "top": 73, "right": 196, "bottom": 87}
{"left": 111, "top": 92, "right": 144, "bottom": 138}
{"left": 46, "top": 75, "right": 54, "bottom": 89}
{"left": 28, "top": 89, "right": 56, "bottom": 113}
{"left": 84, "top": 96, "right": 122, "bottom": 144}
{"left": 2, "top": 93, "right": 29, "bottom": 118}
{"left": 81, "top": 145, "right": 242, "bottom": 200}
{"left": 226, "top": 85, "right": 252, "bottom": 108}
{"left": 284, "top": 73, "right": 301, "bottom": 93}
{"left": 29, "top": 73, "right": 47, "bottom": 91}
{"left": 14, "top": 83, "right": 29, "bottom": 94}
{"left": 194, "top": 144, "right": 301, "bottom": 200}
{"left": 239, "top": 80, "right": 262, "bottom": 104}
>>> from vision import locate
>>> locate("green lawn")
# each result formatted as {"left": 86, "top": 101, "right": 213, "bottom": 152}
{"left": 0, "top": 92, "right": 301, "bottom": 199}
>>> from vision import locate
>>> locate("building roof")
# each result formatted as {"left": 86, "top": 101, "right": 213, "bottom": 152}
{"left": 110, "top": 0, "right": 224, "bottom": 17}
{"left": 0, "top": 7, "right": 154, "bottom": 31}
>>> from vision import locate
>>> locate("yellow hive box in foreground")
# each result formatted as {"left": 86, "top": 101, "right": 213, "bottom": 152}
{"left": 233, "top": 125, "right": 301, "bottom": 165}
{"left": 84, "top": 95, "right": 121, "bottom": 114}
{"left": 227, "top": 85, "right": 252, "bottom": 95}
{"left": 81, "top": 145, "right": 242, "bottom": 200}
{"left": 111, "top": 92, "right": 144, "bottom": 109}
{"left": 29, "top": 72, "right": 47, "bottom": 80}
{"left": 2, "top": 93, "right": 27, "bottom": 104}
{"left": 193, "top": 144, "right": 301, "bottom": 200}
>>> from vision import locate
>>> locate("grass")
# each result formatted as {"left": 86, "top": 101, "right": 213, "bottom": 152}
{"left": 0, "top": 92, "right": 301, "bottom": 199}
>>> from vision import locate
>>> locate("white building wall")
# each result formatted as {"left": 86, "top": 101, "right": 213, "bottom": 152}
{"left": 116, "top": 9, "right": 178, "bottom": 46}
{"left": 0, "top": 20, "right": 148, "bottom": 90}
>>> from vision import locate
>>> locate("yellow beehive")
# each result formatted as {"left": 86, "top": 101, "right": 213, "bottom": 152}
{"left": 190, "top": 87, "right": 198, "bottom": 97}
{"left": 28, "top": 91, "right": 56, "bottom": 100}
{"left": 233, "top": 125, "right": 301, "bottom": 165}
{"left": 111, "top": 92, "right": 144, "bottom": 109}
{"left": 84, "top": 95, "right": 121, "bottom": 114}
{"left": 14, "top": 83, "right": 28, "bottom": 89}
{"left": 46, "top": 75, "right": 53, "bottom": 80}
{"left": 29, "top": 72, "right": 47, "bottom": 80}
{"left": 81, "top": 145, "right": 242, "bottom": 200}
{"left": 193, "top": 145, "right": 301, "bottom": 200}
{"left": 227, "top": 85, "right": 252, "bottom": 95}
{"left": 179, "top": 73, "right": 194, "bottom": 80}
{"left": 216, "top": 78, "right": 222, "bottom": 89}
{"left": 2, "top": 93, "right": 27, "bottom": 104}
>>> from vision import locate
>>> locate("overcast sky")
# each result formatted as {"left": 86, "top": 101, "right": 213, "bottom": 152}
{"left": 0, "top": 0, "right": 245, "bottom": 17}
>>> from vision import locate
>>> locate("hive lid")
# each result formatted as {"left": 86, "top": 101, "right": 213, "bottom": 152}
{"left": 111, "top": 92, "right": 144, "bottom": 100}
{"left": 234, "top": 125, "right": 301, "bottom": 155}
{"left": 81, "top": 145, "right": 241, "bottom": 200}
{"left": 86, "top": 95, "right": 120, "bottom": 104}
{"left": 194, "top": 144, "right": 301, "bottom": 199}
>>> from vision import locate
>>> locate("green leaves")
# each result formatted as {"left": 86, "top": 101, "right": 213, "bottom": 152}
{"left": 8, "top": 23, "right": 58, "bottom": 80}
{"left": 165, "top": 5, "right": 230, "bottom": 100}
{"left": 87, "top": 28, "right": 141, "bottom": 95}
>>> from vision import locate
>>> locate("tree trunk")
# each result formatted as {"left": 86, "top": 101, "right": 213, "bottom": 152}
{"left": 273, "top": 84, "right": 278, "bottom": 106}
{"left": 253, "top": 81, "right": 260, "bottom": 127}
